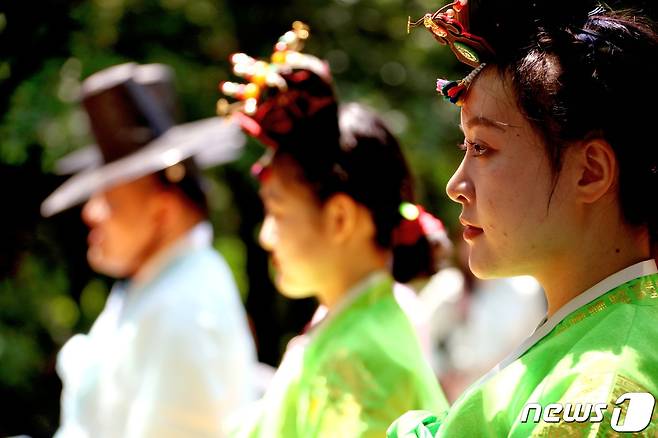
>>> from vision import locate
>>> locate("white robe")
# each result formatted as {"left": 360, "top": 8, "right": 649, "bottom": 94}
{"left": 55, "top": 222, "right": 257, "bottom": 437}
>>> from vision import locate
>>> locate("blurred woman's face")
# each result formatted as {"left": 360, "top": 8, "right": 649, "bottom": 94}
{"left": 258, "top": 159, "right": 336, "bottom": 299}
{"left": 446, "top": 68, "right": 576, "bottom": 279}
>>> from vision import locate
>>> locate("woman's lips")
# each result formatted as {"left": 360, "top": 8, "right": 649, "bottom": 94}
{"left": 87, "top": 229, "right": 102, "bottom": 246}
{"left": 463, "top": 225, "right": 484, "bottom": 241}
{"left": 270, "top": 255, "right": 280, "bottom": 270}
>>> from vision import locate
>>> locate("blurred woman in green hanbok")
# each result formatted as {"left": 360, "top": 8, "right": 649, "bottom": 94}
{"left": 219, "top": 24, "right": 448, "bottom": 437}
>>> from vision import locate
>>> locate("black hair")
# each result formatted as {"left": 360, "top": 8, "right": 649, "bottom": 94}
{"left": 468, "top": 0, "right": 658, "bottom": 244}
{"left": 270, "top": 102, "right": 445, "bottom": 283}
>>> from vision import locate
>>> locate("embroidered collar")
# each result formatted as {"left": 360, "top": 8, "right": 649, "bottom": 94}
{"left": 478, "top": 259, "right": 658, "bottom": 386}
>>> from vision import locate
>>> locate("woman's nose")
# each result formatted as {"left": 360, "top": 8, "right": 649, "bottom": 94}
{"left": 446, "top": 158, "right": 474, "bottom": 205}
{"left": 258, "top": 216, "right": 277, "bottom": 251}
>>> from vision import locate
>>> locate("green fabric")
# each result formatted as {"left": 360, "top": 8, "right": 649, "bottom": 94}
{"left": 239, "top": 274, "right": 447, "bottom": 438}
{"left": 388, "top": 273, "right": 658, "bottom": 437}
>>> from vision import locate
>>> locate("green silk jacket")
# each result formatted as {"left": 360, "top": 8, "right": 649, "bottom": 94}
{"left": 389, "top": 260, "right": 658, "bottom": 437}
{"left": 237, "top": 272, "right": 447, "bottom": 438}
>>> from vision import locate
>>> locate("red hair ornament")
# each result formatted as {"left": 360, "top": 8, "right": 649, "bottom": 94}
{"left": 393, "top": 203, "right": 447, "bottom": 247}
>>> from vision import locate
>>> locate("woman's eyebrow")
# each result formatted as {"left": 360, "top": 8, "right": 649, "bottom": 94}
{"left": 459, "top": 115, "right": 512, "bottom": 132}
{"left": 259, "top": 186, "right": 283, "bottom": 202}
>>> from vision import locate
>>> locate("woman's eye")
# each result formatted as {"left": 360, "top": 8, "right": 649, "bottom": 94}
{"left": 459, "top": 140, "right": 488, "bottom": 157}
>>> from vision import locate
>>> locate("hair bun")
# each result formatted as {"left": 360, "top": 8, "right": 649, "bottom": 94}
{"left": 247, "top": 69, "right": 337, "bottom": 149}
{"left": 469, "top": 0, "right": 602, "bottom": 57}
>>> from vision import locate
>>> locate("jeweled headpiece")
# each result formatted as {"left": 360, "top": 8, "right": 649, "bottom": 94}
{"left": 217, "top": 21, "right": 336, "bottom": 148}
{"left": 408, "top": 0, "right": 494, "bottom": 105}
{"left": 408, "top": 0, "right": 494, "bottom": 67}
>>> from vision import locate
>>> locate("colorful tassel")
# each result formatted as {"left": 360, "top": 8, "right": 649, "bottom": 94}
{"left": 435, "top": 62, "right": 486, "bottom": 106}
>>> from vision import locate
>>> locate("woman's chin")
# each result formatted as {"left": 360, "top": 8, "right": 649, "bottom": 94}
{"left": 276, "top": 277, "right": 315, "bottom": 300}
{"left": 468, "top": 252, "right": 499, "bottom": 280}
{"left": 469, "top": 252, "right": 520, "bottom": 280}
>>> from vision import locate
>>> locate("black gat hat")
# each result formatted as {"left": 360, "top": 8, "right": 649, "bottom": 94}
{"left": 41, "top": 62, "right": 245, "bottom": 217}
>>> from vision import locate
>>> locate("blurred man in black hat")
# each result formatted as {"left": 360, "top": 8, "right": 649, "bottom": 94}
{"left": 42, "top": 62, "right": 257, "bottom": 437}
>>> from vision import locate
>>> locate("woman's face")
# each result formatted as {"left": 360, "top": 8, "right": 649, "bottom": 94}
{"left": 258, "top": 159, "right": 336, "bottom": 299}
{"left": 446, "top": 68, "right": 576, "bottom": 279}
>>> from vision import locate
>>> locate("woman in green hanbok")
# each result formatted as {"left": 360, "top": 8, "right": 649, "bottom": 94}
{"left": 219, "top": 24, "right": 448, "bottom": 437}
{"left": 388, "top": 1, "right": 658, "bottom": 436}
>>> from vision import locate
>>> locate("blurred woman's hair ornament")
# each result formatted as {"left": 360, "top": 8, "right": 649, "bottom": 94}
{"left": 217, "top": 21, "right": 329, "bottom": 118}
{"left": 216, "top": 21, "right": 335, "bottom": 151}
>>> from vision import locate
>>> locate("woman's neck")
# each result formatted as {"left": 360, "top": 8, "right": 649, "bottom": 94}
{"left": 317, "top": 249, "right": 388, "bottom": 310}
{"left": 537, "top": 223, "right": 650, "bottom": 318}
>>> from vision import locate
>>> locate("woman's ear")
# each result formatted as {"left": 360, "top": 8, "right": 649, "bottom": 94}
{"left": 574, "top": 138, "right": 617, "bottom": 204}
{"left": 323, "top": 193, "right": 360, "bottom": 244}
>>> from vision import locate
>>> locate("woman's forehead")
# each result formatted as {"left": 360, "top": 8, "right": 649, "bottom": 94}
{"left": 460, "top": 68, "right": 521, "bottom": 129}
{"left": 260, "top": 163, "right": 313, "bottom": 202}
